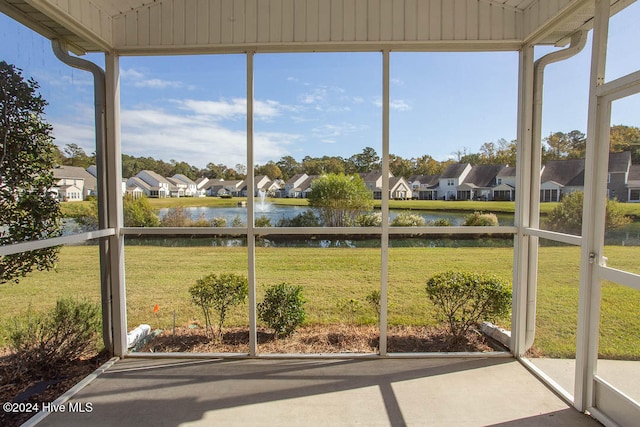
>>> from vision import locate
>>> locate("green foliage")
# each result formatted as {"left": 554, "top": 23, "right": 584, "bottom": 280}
{"left": 0, "top": 61, "right": 62, "bottom": 284}
{"left": 160, "top": 206, "right": 192, "bottom": 227}
{"left": 544, "top": 191, "right": 631, "bottom": 234}
{"left": 356, "top": 212, "right": 382, "bottom": 227}
{"left": 211, "top": 217, "right": 227, "bottom": 227}
{"left": 426, "top": 270, "right": 511, "bottom": 341}
{"left": 6, "top": 298, "right": 100, "bottom": 376}
{"left": 189, "top": 273, "right": 248, "bottom": 340}
{"left": 123, "top": 195, "right": 160, "bottom": 227}
{"left": 231, "top": 215, "right": 244, "bottom": 227}
{"left": 258, "top": 283, "right": 306, "bottom": 338}
{"left": 390, "top": 212, "right": 426, "bottom": 226}
{"left": 463, "top": 211, "right": 499, "bottom": 226}
{"left": 336, "top": 298, "right": 362, "bottom": 324}
{"left": 255, "top": 215, "right": 272, "bottom": 227}
{"left": 307, "top": 173, "right": 374, "bottom": 227}
{"left": 365, "top": 290, "right": 381, "bottom": 323}
{"left": 276, "top": 210, "right": 321, "bottom": 227}
{"left": 428, "top": 218, "right": 453, "bottom": 227}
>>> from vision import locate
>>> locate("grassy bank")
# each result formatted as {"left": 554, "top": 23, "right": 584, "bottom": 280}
{"left": 1, "top": 244, "right": 639, "bottom": 358}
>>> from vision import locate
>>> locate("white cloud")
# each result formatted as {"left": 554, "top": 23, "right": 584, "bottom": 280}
{"left": 311, "top": 123, "right": 363, "bottom": 140}
{"left": 372, "top": 97, "right": 411, "bottom": 111}
{"left": 121, "top": 68, "right": 186, "bottom": 89}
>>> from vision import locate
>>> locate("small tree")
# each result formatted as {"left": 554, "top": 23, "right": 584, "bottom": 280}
{"left": 463, "top": 211, "right": 499, "bottom": 226}
{"left": 307, "top": 173, "right": 373, "bottom": 227}
{"left": 189, "top": 273, "right": 248, "bottom": 340}
{"left": 123, "top": 195, "right": 160, "bottom": 227}
{"left": 426, "top": 270, "right": 511, "bottom": 342}
{"left": 1, "top": 61, "right": 62, "bottom": 284}
{"left": 258, "top": 283, "right": 306, "bottom": 338}
{"left": 356, "top": 212, "right": 382, "bottom": 227}
{"left": 544, "top": 191, "right": 630, "bottom": 235}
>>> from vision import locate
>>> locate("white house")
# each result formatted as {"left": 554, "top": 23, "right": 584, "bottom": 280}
{"left": 284, "top": 174, "right": 309, "bottom": 198}
{"left": 437, "top": 163, "right": 472, "bottom": 200}
{"left": 171, "top": 174, "right": 198, "bottom": 197}
{"left": 627, "top": 165, "right": 640, "bottom": 203}
{"left": 133, "top": 170, "right": 171, "bottom": 198}
{"left": 52, "top": 165, "right": 97, "bottom": 200}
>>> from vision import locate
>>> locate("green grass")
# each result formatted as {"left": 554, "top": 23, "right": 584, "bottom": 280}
{"left": 2, "top": 244, "right": 639, "bottom": 358}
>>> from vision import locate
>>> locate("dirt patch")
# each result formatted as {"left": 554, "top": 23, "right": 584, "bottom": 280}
{"left": 0, "top": 349, "right": 110, "bottom": 427}
{"left": 140, "top": 324, "right": 506, "bottom": 354}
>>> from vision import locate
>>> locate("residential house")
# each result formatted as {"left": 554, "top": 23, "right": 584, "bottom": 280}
{"left": 195, "top": 177, "right": 209, "bottom": 197}
{"left": 54, "top": 184, "right": 83, "bottom": 202}
{"left": 539, "top": 159, "right": 585, "bottom": 202}
{"left": 389, "top": 177, "right": 412, "bottom": 200}
{"left": 456, "top": 164, "right": 505, "bottom": 201}
{"left": 360, "top": 170, "right": 386, "bottom": 199}
{"left": 223, "top": 180, "right": 245, "bottom": 197}
{"left": 438, "top": 163, "right": 472, "bottom": 200}
{"left": 409, "top": 175, "right": 440, "bottom": 200}
{"left": 52, "top": 165, "right": 98, "bottom": 201}
{"left": 284, "top": 174, "right": 309, "bottom": 198}
{"left": 125, "top": 176, "right": 151, "bottom": 199}
{"left": 134, "top": 170, "right": 171, "bottom": 197}
{"left": 204, "top": 179, "right": 225, "bottom": 197}
{"left": 608, "top": 151, "right": 632, "bottom": 201}
{"left": 166, "top": 177, "right": 186, "bottom": 197}
{"left": 298, "top": 175, "right": 317, "bottom": 198}
{"left": 171, "top": 174, "right": 199, "bottom": 197}
{"left": 493, "top": 167, "right": 517, "bottom": 201}
{"left": 627, "top": 164, "right": 640, "bottom": 202}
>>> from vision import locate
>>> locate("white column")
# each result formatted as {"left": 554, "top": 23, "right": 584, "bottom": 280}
{"left": 379, "top": 50, "right": 390, "bottom": 355}
{"left": 247, "top": 52, "right": 257, "bottom": 356}
{"left": 576, "top": 0, "right": 610, "bottom": 412}
{"left": 105, "top": 52, "right": 127, "bottom": 357}
{"left": 512, "top": 44, "right": 534, "bottom": 356}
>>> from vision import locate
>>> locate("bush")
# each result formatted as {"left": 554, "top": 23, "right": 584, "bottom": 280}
{"left": 366, "top": 290, "right": 381, "bottom": 323}
{"left": 258, "top": 283, "right": 306, "bottom": 338}
{"left": 189, "top": 273, "right": 248, "bottom": 340}
{"left": 160, "top": 207, "right": 192, "bottom": 227}
{"left": 7, "top": 298, "right": 101, "bottom": 375}
{"left": 276, "top": 210, "right": 321, "bottom": 227}
{"left": 123, "top": 195, "right": 160, "bottom": 227}
{"left": 463, "top": 211, "right": 499, "bottom": 226}
{"left": 356, "top": 212, "right": 382, "bottom": 227}
{"left": 544, "top": 191, "right": 631, "bottom": 234}
{"left": 255, "top": 215, "right": 272, "bottom": 227}
{"left": 390, "top": 212, "right": 426, "bottom": 226}
{"left": 425, "top": 270, "right": 511, "bottom": 341}
{"left": 211, "top": 217, "right": 227, "bottom": 227}
{"left": 336, "top": 298, "right": 362, "bottom": 324}
{"left": 427, "top": 218, "right": 453, "bottom": 227}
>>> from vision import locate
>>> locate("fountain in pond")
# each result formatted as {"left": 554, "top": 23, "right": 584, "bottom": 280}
{"left": 256, "top": 189, "right": 271, "bottom": 212}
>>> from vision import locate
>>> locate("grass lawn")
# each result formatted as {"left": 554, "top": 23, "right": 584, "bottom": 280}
{"left": 1, "top": 243, "right": 639, "bottom": 359}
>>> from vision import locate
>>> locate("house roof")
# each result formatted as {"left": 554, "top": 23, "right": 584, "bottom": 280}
{"left": 1, "top": 0, "right": 624, "bottom": 55}
{"left": 461, "top": 164, "right": 506, "bottom": 188}
{"left": 389, "top": 177, "right": 409, "bottom": 191}
{"left": 285, "top": 174, "right": 307, "bottom": 185}
{"left": 540, "top": 159, "right": 585, "bottom": 186}
{"left": 137, "top": 170, "right": 172, "bottom": 186}
{"left": 608, "top": 151, "right": 631, "bottom": 173}
{"left": 441, "top": 163, "right": 471, "bottom": 179}
{"left": 127, "top": 176, "right": 152, "bottom": 191}
{"left": 410, "top": 174, "right": 440, "bottom": 187}
{"left": 52, "top": 165, "right": 97, "bottom": 189}
{"left": 628, "top": 165, "right": 640, "bottom": 182}
{"left": 497, "top": 167, "right": 517, "bottom": 178}
{"left": 172, "top": 174, "right": 197, "bottom": 186}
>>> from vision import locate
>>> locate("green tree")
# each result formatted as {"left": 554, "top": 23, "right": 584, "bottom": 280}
{"left": 0, "top": 61, "right": 62, "bottom": 284}
{"left": 349, "top": 147, "right": 380, "bottom": 172}
{"left": 255, "top": 161, "right": 283, "bottom": 180}
{"left": 123, "top": 195, "right": 160, "bottom": 227}
{"left": 62, "top": 143, "right": 93, "bottom": 168}
{"left": 307, "top": 173, "right": 374, "bottom": 227}
{"left": 610, "top": 125, "right": 640, "bottom": 163}
{"left": 276, "top": 155, "right": 302, "bottom": 181}
{"left": 389, "top": 154, "right": 413, "bottom": 178}
{"left": 543, "top": 191, "right": 630, "bottom": 235}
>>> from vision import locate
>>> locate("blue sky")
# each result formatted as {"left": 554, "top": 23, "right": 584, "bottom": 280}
{"left": 1, "top": 3, "right": 639, "bottom": 169}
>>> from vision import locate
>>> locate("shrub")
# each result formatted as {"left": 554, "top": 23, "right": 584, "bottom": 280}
{"left": 544, "top": 191, "right": 631, "bottom": 234}
{"left": 425, "top": 270, "right": 511, "bottom": 341}
{"left": 336, "top": 298, "right": 362, "bottom": 324}
{"left": 191, "top": 214, "right": 211, "bottom": 227}
{"left": 255, "top": 215, "right": 272, "bottom": 227}
{"left": 123, "top": 195, "right": 160, "bottom": 227}
{"left": 211, "top": 217, "right": 227, "bottom": 227}
{"left": 160, "top": 207, "right": 192, "bottom": 227}
{"left": 427, "top": 218, "right": 453, "bottom": 227}
{"left": 463, "top": 211, "right": 499, "bottom": 226}
{"left": 366, "top": 290, "right": 381, "bottom": 323}
{"left": 356, "top": 212, "right": 383, "bottom": 227}
{"left": 390, "top": 212, "right": 426, "bottom": 226}
{"left": 7, "top": 298, "right": 101, "bottom": 375}
{"left": 189, "top": 273, "right": 248, "bottom": 340}
{"left": 276, "top": 210, "right": 321, "bottom": 227}
{"left": 231, "top": 215, "right": 244, "bottom": 227}
{"left": 258, "top": 283, "right": 306, "bottom": 338}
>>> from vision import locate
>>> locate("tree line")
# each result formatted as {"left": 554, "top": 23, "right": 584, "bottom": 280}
{"left": 56, "top": 125, "right": 640, "bottom": 182}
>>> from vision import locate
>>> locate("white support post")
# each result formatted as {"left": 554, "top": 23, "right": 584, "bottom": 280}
{"left": 512, "top": 44, "right": 534, "bottom": 356}
{"left": 576, "top": 0, "right": 610, "bottom": 412}
{"left": 246, "top": 52, "right": 257, "bottom": 356}
{"left": 104, "top": 52, "right": 127, "bottom": 357}
{"left": 379, "top": 50, "right": 390, "bottom": 356}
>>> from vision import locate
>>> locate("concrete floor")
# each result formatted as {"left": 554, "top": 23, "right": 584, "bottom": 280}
{"left": 31, "top": 356, "right": 602, "bottom": 427}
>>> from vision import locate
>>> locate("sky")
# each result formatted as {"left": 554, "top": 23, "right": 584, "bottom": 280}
{"left": 1, "top": 3, "right": 639, "bottom": 170}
